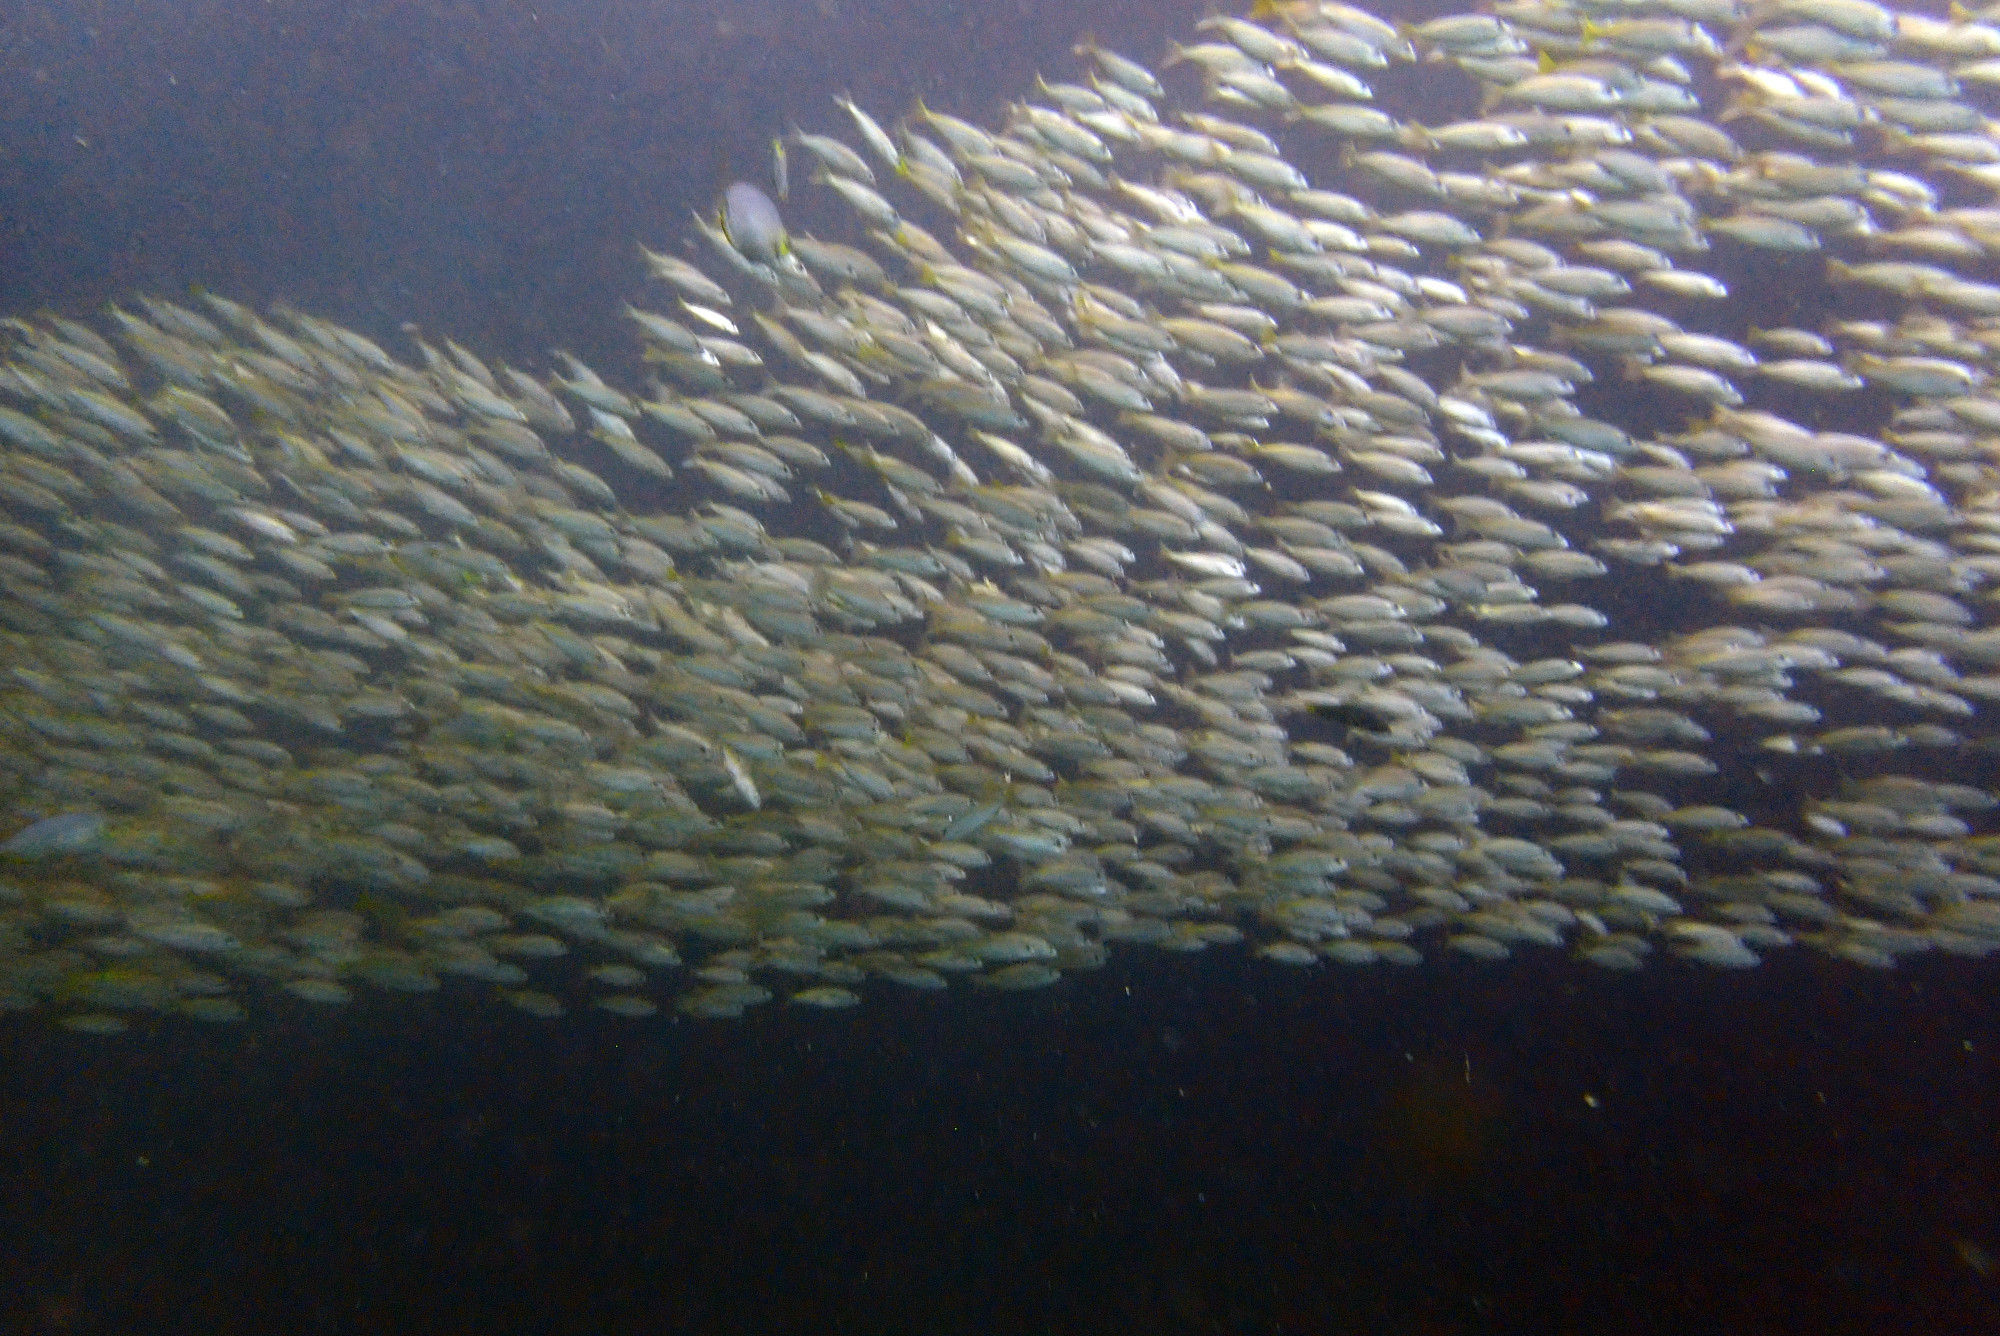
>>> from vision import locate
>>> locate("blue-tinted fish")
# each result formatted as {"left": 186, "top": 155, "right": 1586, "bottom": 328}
{"left": 1, "top": 812, "right": 104, "bottom": 857}
{"left": 720, "top": 181, "right": 789, "bottom": 264}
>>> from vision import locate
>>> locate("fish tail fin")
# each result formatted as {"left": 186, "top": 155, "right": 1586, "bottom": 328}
{"left": 1265, "top": 2, "right": 1307, "bottom": 40}
{"left": 1725, "top": 3, "right": 1773, "bottom": 54}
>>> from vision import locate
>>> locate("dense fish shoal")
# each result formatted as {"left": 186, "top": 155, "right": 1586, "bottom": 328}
{"left": 5, "top": 0, "right": 2000, "bottom": 1033}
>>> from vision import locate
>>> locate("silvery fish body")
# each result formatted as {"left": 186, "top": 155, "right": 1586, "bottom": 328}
{"left": 720, "top": 181, "right": 789, "bottom": 265}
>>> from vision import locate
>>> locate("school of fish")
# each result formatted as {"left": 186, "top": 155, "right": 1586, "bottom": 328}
{"left": 6, "top": 0, "right": 2000, "bottom": 1032}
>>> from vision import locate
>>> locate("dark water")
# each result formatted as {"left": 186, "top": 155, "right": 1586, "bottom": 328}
{"left": 3, "top": 0, "right": 2000, "bottom": 1331}
{"left": 2, "top": 956, "right": 1997, "bottom": 1334}
{"left": 0, "top": 0, "right": 1210, "bottom": 367}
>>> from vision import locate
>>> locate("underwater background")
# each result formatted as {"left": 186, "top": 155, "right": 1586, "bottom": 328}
{"left": 3, "top": 953, "right": 1997, "bottom": 1333}
{"left": 2, "top": 0, "right": 1215, "bottom": 373}
{"left": 2, "top": 0, "right": 1999, "bottom": 1332}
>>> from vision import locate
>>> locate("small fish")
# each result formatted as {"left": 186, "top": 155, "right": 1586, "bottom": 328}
{"left": 719, "top": 181, "right": 790, "bottom": 264}
{"left": 834, "top": 93, "right": 901, "bottom": 171}
{"left": 1, "top": 812, "right": 104, "bottom": 857}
